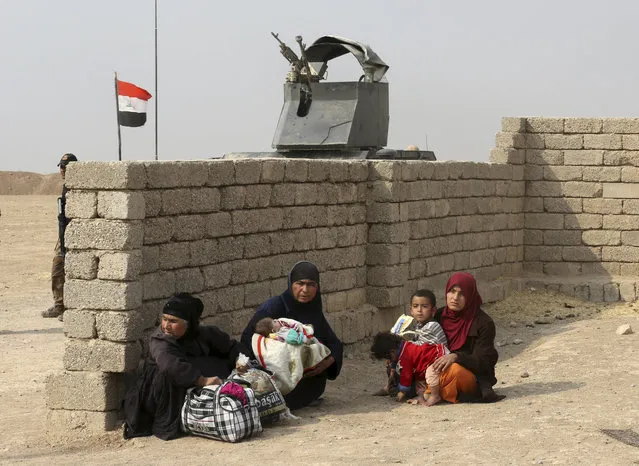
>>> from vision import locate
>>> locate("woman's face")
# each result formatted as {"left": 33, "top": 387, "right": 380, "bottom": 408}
{"left": 161, "top": 314, "right": 187, "bottom": 338}
{"left": 446, "top": 285, "right": 466, "bottom": 312}
{"left": 291, "top": 280, "right": 318, "bottom": 303}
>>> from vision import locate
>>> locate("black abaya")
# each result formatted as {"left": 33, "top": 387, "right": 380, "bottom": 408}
{"left": 123, "top": 326, "right": 248, "bottom": 440}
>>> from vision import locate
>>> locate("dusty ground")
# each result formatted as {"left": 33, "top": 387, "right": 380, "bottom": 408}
{"left": 1, "top": 195, "right": 638, "bottom": 465}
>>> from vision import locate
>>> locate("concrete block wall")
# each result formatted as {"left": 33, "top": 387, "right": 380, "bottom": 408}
{"left": 366, "top": 160, "right": 525, "bottom": 316}
{"left": 492, "top": 117, "right": 639, "bottom": 301}
{"left": 47, "top": 162, "right": 148, "bottom": 439}
{"left": 46, "top": 157, "right": 527, "bottom": 435}
{"left": 46, "top": 119, "right": 638, "bottom": 436}
{"left": 46, "top": 159, "right": 376, "bottom": 437}
{"left": 137, "top": 159, "right": 372, "bottom": 345}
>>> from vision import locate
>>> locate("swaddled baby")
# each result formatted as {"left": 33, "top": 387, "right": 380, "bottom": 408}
{"left": 255, "top": 317, "right": 315, "bottom": 346}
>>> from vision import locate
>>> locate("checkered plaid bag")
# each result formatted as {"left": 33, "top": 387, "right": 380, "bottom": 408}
{"left": 180, "top": 382, "right": 262, "bottom": 442}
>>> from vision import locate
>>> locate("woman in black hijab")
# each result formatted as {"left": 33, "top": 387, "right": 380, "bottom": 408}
{"left": 241, "top": 261, "right": 344, "bottom": 410}
{"left": 124, "top": 292, "right": 249, "bottom": 440}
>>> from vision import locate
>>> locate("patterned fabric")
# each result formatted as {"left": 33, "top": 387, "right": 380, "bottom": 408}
{"left": 51, "top": 254, "right": 65, "bottom": 311}
{"left": 406, "top": 321, "right": 448, "bottom": 346}
{"left": 392, "top": 315, "right": 448, "bottom": 347}
{"left": 229, "top": 368, "right": 290, "bottom": 424}
{"left": 273, "top": 317, "right": 315, "bottom": 345}
{"left": 181, "top": 382, "right": 262, "bottom": 443}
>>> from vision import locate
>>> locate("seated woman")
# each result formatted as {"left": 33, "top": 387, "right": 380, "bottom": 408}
{"left": 430, "top": 272, "right": 505, "bottom": 404}
{"left": 123, "top": 292, "right": 249, "bottom": 440}
{"left": 240, "top": 261, "right": 344, "bottom": 410}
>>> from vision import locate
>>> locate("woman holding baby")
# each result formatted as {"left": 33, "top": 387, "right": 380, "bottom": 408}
{"left": 241, "top": 261, "right": 344, "bottom": 410}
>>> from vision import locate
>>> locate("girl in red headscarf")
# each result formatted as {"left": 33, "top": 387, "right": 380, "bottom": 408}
{"left": 430, "top": 272, "right": 505, "bottom": 403}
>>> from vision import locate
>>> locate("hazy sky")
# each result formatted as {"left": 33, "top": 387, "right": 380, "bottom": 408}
{"left": 2, "top": 0, "right": 638, "bottom": 173}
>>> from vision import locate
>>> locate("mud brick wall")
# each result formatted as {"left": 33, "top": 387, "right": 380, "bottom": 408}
{"left": 493, "top": 117, "right": 639, "bottom": 301}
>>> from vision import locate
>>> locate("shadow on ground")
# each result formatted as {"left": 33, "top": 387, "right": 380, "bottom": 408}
{"left": 496, "top": 381, "right": 585, "bottom": 399}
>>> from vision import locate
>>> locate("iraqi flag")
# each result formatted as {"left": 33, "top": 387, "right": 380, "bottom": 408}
{"left": 117, "top": 80, "right": 152, "bottom": 127}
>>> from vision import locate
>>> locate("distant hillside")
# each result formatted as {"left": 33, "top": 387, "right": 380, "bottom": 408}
{"left": 0, "top": 171, "right": 63, "bottom": 195}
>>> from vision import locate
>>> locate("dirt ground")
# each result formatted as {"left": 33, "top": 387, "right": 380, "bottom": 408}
{"left": 0, "top": 172, "right": 61, "bottom": 196}
{"left": 1, "top": 195, "right": 638, "bottom": 465}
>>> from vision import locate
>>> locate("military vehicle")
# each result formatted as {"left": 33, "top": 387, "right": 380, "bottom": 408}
{"left": 224, "top": 34, "right": 435, "bottom": 160}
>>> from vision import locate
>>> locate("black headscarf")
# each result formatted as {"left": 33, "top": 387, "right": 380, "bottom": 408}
{"left": 289, "top": 261, "right": 320, "bottom": 286}
{"left": 286, "top": 261, "right": 321, "bottom": 308}
{"left": 163, "top": 292, "right": 203, "bottom": 338}
{"left": 281, "top": 261, "right": 323, "bottom": 326}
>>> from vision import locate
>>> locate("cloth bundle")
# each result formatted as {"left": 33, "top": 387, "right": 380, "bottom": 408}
{"left": 180, "top": 381, "right": 262, "bottom": 443}
{"left": 251, "top": 334, "right": 331, "bottom": 395}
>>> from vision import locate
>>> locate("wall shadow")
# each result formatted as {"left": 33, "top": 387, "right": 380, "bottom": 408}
{"left": 496, "top": 381, "right": 584, "bottom": 399}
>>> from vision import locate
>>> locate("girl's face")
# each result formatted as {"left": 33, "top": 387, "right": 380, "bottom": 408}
{"left": 446, "top": 285, "right": 466, "bottom": 312}
{"left": 272, "top": 321, "right": 282, "bottom": 332}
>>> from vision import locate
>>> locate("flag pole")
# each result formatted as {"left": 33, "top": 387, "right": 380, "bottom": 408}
{"left": 154, "top": 0, "right": 158, "bottom": 160}
{"left": 114, "top": 72, "right": 122, "bottom": 161}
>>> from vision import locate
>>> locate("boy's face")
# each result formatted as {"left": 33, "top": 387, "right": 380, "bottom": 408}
{"left": 272, "top": 321, "right": 282, "bottom": 332}
{"left": 410, "top": 296, "right": 436, "bottom": 323}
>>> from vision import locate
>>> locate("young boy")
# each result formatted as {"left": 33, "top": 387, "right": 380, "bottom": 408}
{"left": 374, "top": 289, "right": 447, "bottom": 401}
{"left": 254, "top": 317, "right": 315, "bottom": 345}
{"left": 371, "top": 331, "right": 448, "bottom": 406}
{"left": 399, "top": 289, "right": 447, "bottom": 346}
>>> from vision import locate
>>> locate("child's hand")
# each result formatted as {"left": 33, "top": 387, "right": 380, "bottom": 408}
{"left": 396, "top": 391, "right": 406, "bottom": 403}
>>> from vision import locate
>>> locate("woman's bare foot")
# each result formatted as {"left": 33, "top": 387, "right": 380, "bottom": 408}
{"left": 423, "top": 393, "right": 441, "bottom": 407}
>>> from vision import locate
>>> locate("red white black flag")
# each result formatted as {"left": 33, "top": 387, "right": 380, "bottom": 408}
{"left": 116, "top": 80, "right": 152, "bottom": 127}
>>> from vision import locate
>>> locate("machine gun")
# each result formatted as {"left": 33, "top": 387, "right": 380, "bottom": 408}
{"left": 294, "top": 35, "right": 312, "bottom": 81}
{"left": 271, "top": 32, "right": 325, "bottom": 83}
{"left": 271, "top": 32, "right": 301, "bottom": 74}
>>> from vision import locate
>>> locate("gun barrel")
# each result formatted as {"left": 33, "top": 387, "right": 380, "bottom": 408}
{"left": 271, "top": 32, "right": 285, "bottom": 46}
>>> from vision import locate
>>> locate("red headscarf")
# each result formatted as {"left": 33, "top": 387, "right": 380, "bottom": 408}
{"left": 440, "top": 272, "right": 482, "bottom": 351}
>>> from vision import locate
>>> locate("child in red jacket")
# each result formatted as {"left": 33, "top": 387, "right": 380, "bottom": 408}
{"left": 371, "top": 331, "right": 449, "bottom": 406}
